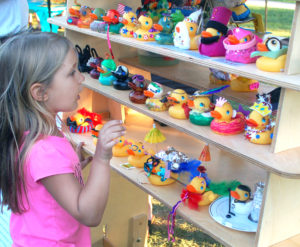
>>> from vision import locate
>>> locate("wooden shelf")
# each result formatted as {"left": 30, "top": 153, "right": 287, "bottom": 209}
{"left": 67, "top": 124, "right": 264, "bottom": 247}
{"left": 48, "top": 16, "right": 300, "bottom": 91}
{"left": 119, "top": 56, "right": 276, "bottom": 106}
{"left": 81, "top": 74, "right": 300, "bottom": 178}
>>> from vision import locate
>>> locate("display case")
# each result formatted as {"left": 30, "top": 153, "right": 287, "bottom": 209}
{"left": 48, "top": 0, "right": 300, "bottom": 246}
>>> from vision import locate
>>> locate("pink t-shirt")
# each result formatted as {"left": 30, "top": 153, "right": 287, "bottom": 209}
{"left": 10, "top": 135, "right": 91, "bottom": 247}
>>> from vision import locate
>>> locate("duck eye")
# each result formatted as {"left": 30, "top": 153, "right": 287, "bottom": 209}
{"left": 266, "top": 37, "right": 282, "bottom": 51}
{"left": 181, "top": 96, "right": 185, "bottom": 100}
{"left": 217, "top": 31, "right": 220, "bottom": 36}
{"left": 226, "top": 110, "right": 230, "bottom": 115}
{"left": 200, "top": 186, "right": 204, "bottom": 190}
{"left": 199, "top": 103, "right": 204, "bottom": 107}
{"left": 190, "top": 27, "right": 193, "bottom": 31}
{"left": 145, "top": 21, "right": 149, "bottom": 25}
{"left": 119, "top": 140, "right": 122, "bottom": 142}
{"left": 262, "top": 118, "right": 266, "bottom": 123}
{"left": 244, "top": 193, "right": 249, "bottom": 198}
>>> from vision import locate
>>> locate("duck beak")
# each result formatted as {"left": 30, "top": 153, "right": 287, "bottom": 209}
{"left": 210, "top": 110, "right": 222, "bottom": 119}
{"left": 89, "top": 13, "right": 98, "bottom": 20}
{"left": 186, "top": 184, "right": 197, "bottom": 193}
{"left": 187, "top": 100, "right": 194, "bottom": 108}
{"left": 246, "top": 118, "right": 258, "bottom": 127}
{"left": 228, "top": 35, "right": 239, "bottom": 45}
{"left": 153, "top": 24, "right": 163, "bottom": 31}
{"left": 144, "top": 90, "right": 154, "bottom": 97}
{"left": 201, "top": 31, "right": 213, "bottom": 38}
{"left": 97, "top": 66, "right": 105, "bottom": 73}
{"left": 230, "top": 191, "right": 240, "bottom": 200}
{"left": 257, "top": 43, "right": 268, "bottom": 52}
{"left": 102, "top": 16, "right": 112, "bottom": 23}
{"left": 127, "top": 149, "right": 135, "bottom": 155}
{"left": 121, "top": 19, "right": 128, "bottom": 25}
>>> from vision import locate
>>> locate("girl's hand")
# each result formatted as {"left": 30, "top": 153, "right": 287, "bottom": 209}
{"left": 94, "top": 120, "right": 125, "bottom": 162}
{"left": 76, "top": 142, "right": 93, "bottom": 169}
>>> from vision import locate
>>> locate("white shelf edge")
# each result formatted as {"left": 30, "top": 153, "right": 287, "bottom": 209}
{"left": 48, "top": 16, "right": 300, "bottom": 91}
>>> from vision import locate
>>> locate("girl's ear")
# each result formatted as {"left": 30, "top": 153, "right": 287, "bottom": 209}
{"left": 30, "top": 83, "right": 48, "bottom": 102}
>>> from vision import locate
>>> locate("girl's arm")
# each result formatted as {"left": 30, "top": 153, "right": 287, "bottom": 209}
{"left": 41, "top": 120, "right": 125, "bottom": 227}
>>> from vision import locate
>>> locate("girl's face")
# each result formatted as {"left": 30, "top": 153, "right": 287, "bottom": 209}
{"left": 44, "top": 48, "right": 84, "bottom": 114}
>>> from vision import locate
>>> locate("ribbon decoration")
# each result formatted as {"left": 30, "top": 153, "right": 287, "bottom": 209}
{"left": 106, "top": 24, "right": 114, "bottom": 59}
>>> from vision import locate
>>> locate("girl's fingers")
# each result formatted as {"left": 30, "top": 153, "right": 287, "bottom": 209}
{"left": 76, "top": 142, "right": 84, "bottom": 153}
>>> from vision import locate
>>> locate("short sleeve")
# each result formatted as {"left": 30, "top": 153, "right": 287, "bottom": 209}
{"left": 27, "top": 138, "right": 77, "bottom": 182}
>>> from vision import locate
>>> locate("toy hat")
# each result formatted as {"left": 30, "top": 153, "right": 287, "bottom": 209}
{"left": 185, "top": 9, "right": 202, "bottom": 23}
{"left": 206, "top": 6, "right": 232, "bottom": 35}
{"left": 232, "top": 27, "right": 253, "bottom": 40}
{"left": 250, "top": 94, "right": 272, "bottom": 117}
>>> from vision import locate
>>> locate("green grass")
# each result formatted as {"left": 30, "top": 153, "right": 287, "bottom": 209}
{"left": 268, "top": 0, "right": 295, "bottom": 3}
{"left": 241, "top": 6, "right": 294, "bottom": 37}
{"left": 148, "top": 199, "right": 224, "bottom": 247}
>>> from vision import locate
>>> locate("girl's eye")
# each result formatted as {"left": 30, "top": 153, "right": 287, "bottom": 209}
{"left": 226, "top": 110, "right": 230, "bottom": 115}
{"left": 70, "top": 70, "right": 76, "bottom": 76}
{"left": 199, "top": 103, "right": 204, "bottom": 107}
{"left": 262, "top": 118, "right": 266, "bottom": 123}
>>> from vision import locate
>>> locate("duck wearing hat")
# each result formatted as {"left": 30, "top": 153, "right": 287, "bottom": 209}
{"left": 112, "top": 65, "right": 131, "bottom": 90}
{"left": 173, "top": 9, "right": 202, "bottom": 50}
{"left": 223, "top": 27, "right": 262, "bottom": 64}
{"left": 120, "top": 11, "right": 138, "bottom": 38}
{"left": 199, "top": 7, "right": 232, "bottom": 57}
{"left": 97, "top": 57, "right": 116, "bottom": 86}
{"left": 251, "top": 36, "right": 288, "bottom": 72}
{"left": 245, "top": 95, "right": 275, "bottom": 145}
{"left": 210, "top": 97, "right": 246, "bottom": 135}
{"left": 144, "top": 82, "right": 168, "bottom": 111}
{"left": 167, "top": 89, "right": 190, "bottom": 119}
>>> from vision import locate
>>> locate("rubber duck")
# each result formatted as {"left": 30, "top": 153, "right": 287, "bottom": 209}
{"left": 120, "top": 11, "right": 138, "bottom": 38}
{"left": 127, "top": 142, "right": 153, "bottom": 168}
{"left": 199, "top": 7, "right": 232, "bottom": 57}
{"left": 227, "top": 184, "right": 253, "bottom": 217}
{"left": 111, "top": 65, "right": 131, "bottom": 90}
{"left": 209, "top": 68, "right": 232, "bottom": 85}
{"left": 230, "top": 76, "right": 259, "bottom": 92}
{"left": 225, "top": 0, "right": 251, "bottom": 21}
{"left": 77, "top": 6, "right": 94, "bottom": 28}
{"left": 66, "top": 113, "right": 93, "bottom": 133}
{"left": 223, "top": 27, "right": 262, "bottom": 64}
{"left": 173, "top": 9, "right": 202, "bottom": 50}
{"left": 97, "top": 57, "right": 116, "bottom": 86}
{"left": 134, "top": 15, "right": 159, "bottom": 41}
{"left": 251, "top": 36, "right": 288, "bottom": 72}
{"left": 167, "top": 89, "right": 190, "bottom": 119}
{"left": 89, "top": 8, "right": 106, "bottom": 32}
{"left": 112, "top": 136, "right": 133, "bottom": 157}
{"left": 103, "top": 9, "right": 124, "bottom": 34}
{"left": 67, "top": 1, "right": 81, "bottom": 25}
{"left": 210, "top": 97, "right": 246, "bottom": 135}
{"left": 128, "top": 74, "right": 148, "bottom": 104}
{"left": 188, "top": 86, "right": 229, "bottom": 126}
{"left": 153, "top": 14, "right": 175, "bottom": 45}
{"left": 245, "top": 95, "right": 275, "bottom": 145}
{"left": 144, "top": 82, "right": 168, "bottom": 111}
{"left": 144, "top": 157, "right": 178, "bottom": 186}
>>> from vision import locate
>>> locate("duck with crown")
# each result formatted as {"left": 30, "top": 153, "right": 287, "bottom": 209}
{"left": 167, "top": 89, "right": 190, "bottom": 119}
{"left": 251, "top": 36, "right": 288, "bottom": 72}
{"left": 245, "top": 94, "right": 275, "bottom": 144}
{"left": 144, "top": 82, "right": 168, "bottom": 111}
{"left": 210, "top": 97, "right": 246, "bottom": 135}
{"left": 199, "top": 7, "right": 232, "bottom": 57}
{"left": 173, "top": 9, "right": 202, "bottom": 50}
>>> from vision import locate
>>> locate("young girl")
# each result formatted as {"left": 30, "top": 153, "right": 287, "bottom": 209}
{"left": 0, "top": 32, "right": 125, "bottom": 246}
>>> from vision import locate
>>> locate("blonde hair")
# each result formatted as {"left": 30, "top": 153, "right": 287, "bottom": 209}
{"left": 0, "top": 32, "right": 73, "bottom": 213}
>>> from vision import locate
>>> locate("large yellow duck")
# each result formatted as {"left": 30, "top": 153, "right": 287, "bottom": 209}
{"left": 173, "top": 9, "right": 202, "bottom": 50}
{"left": 134, "top": 15, "right": 159, "bottom": 41}
{"left": 251, "top": 37, "right": 288, "bottom": 72}
{"left": 112, "top": 136, "right": 134, "bottom": 157}
{"left": 210, "top": 97, "right": 246, "bottom": 135}
{"left": 245, "top": 95, "right": 275, "bottom": 144}
{"left": 120, "top": 11, "right": 138, "bottom": 38}
{"left": 167, "top": 89, "right": 190, "bottom": 119}
{"left": 127, "top": 142, "right": 153, "bottom": 168}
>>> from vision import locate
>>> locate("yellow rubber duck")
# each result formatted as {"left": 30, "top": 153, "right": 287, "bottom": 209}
{"left": 127, "top": 142, "right": 153, "bottom": 168}
{"left": 134, "top": 15, "right": 159, "bottom": 41}
{"left": 230, "top": 76, "right": 259, "bottom": 92}
{"left": 245, "top": 95, "right": 275, "bottom": 144}
{"left": 112, "top": 136, "right": 134, "bottom": 157}
{"left": 167, "top": 89, "right": 190, "bottom": 119}
{"left": 144, "top": 82, "right": 168, "bottom": 112}
{"left": 251, "top": 37, "right": 288, "bottom": 72}
{"left": 120, "top": 11, "right": 138, "bottom": 38}
{"left": 210, "top": 97, "right": 246, "bottom": 135}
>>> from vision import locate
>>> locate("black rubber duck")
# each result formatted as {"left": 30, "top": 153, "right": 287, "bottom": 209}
{"left": 112, "top": 65, "right": 131, "bottom": 90}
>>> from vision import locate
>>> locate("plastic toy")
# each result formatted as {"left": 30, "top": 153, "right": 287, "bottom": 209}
{"left": 66, "top": 113, "right": 93, "bottom": 133}
{"left": 210, "top": 97, "right": 246, "bottom": 135}
{"left": 144, "top": 157, "right": 178, "bottom": 186}
{"left": 77, "top": 6, "right": 94, "bottom": 28}
{"left": 144, "top": 82, "right": 168, "bottom": 111}
{"left": 120, "top": 11, "right": 138, "bottom": 38}
{"left": 127, "top": 142, "right": 153, "bottom": 168}
{"left": 134, "top": 15, "right": 159, "bottom": 41}
{"left": 89, "top": 8, "right": 106, "bottom": 32}
{"left": 173, "top": 9, "right": 202, "bottom": 50}
{"left": 167, "top": 89, "right": 190, "bottom": 119}
{"left": 67, "top": 1, "right": 81, "bottom": 25}
{"left": 111, "top": 65, "right": 131, "bottom": 90}
{"left": 223, "top": 27, "right": 262, "bottom": 64}
{"left": 227, "top": 184, "right": 253, "bottom": 217}
{"left": 209, "top": 68, "right": 231, "bottom": 85}
{"left": 199, "top": 7, "right": 232, "bottom": 57}
{"left": 225, "top": 0, "right": 251, "bottom": 21}
{"left": 153, "top": 14, "right": 175, "bottom": 45}
{"left": 245, "top": 94, "right": 275, "bottom": 145}
{"left": 102, "top": 9, "right": 124, "bottom": 34}
{"left": 128, "top": 74, "right": 148, "bottom": 104}
{"left": 251, "top": 37, "right": 288, "bottom": 72}
{"left": 188, "top": 85, "right": 229, "bottom": 126}
{"left": 97, "top": 56, "right": 116, "bottom": 86}
{"left": 230, "top": 76, "right": 259, "bottom": 92}
{"left": 112, "top": 136, "right": 133, "bottom": 157}
{"left": 89, "top": 8, "right": 106, "bottom": 21}
{"left": 86, "top": 48, "right": 103, "bottom": 79}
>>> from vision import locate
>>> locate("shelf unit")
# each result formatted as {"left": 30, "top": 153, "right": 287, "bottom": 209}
{"left": 49, "top": 0, "right": 300, "bottom": 246}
